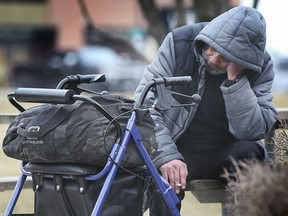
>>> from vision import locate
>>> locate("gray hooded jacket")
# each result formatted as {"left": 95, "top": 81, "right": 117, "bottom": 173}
{"left": 134, "top": 6, "right": 278, "bottom": 168}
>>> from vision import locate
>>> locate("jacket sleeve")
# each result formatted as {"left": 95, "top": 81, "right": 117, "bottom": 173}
{"left": 220, "top": 53, "right": 278, "bottom": 140}
{"left": 134, "top": 33, "right": 185, "bottom": 169}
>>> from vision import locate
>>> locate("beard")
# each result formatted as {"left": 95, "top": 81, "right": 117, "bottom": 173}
{"left": 205, "top": 62, "right": 227, "bottom": 75}
{"left": 201, "top": 47, "right": 227, "bottom": 75}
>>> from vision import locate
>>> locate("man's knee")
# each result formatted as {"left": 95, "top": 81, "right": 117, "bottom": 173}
{"left": 229, "top": 140, "right": 266, "bottom": 161}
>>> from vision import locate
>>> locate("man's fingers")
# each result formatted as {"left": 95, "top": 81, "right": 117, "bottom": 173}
{"left": 160, "top": 160, "right": 188, "bottom": 194}
{"left": 160, "top": 166, "right": 175, "bottom": 187}
{"left": 227, "top": 62, "right": 244, "bottom": 79}
{"left": 160, "top": 168, "right": 168, "bottom": 181}
{"left": 179, "top": 164, "right": 188, "bottom": 190}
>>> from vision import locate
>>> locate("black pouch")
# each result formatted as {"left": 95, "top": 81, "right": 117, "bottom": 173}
{"left": 25, "top": 163, "right": 146, "bottom": 216}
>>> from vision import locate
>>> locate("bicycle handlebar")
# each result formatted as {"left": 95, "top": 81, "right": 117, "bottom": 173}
{"left": 77, "top": 74, "right": 106, "bottom": 83}
{"left": 160, "top": 76, "right": 192, "bottom": 87}
{"left": 10, "top": 75, "right": 200, "bottom": 113}
{"left": 12, "top": 76, "right": 194, "bottom": 104}
{"left": 56, "top": 74, "right": 106, "bottom": 90}
{"left": 136, "top": 76, "right": 200, "bottom": 109}
{"left": 14, "top": 88, "right": 76, "bottom": 104}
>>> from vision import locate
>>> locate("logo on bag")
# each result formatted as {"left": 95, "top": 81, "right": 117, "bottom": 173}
{"left": 22, "top": 126, "right": 43, "bottom": 144}
{"left": 28, "top": 126, "right": 40, "bottom": 134}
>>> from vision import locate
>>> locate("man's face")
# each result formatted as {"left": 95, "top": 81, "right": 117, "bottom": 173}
{"left": 202, "top": 45, "right": 230, "bottom": 74}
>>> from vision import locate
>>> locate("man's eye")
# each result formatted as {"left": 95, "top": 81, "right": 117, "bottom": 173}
{"left": 209, "top": 46, "right": 216, "bottom": 52}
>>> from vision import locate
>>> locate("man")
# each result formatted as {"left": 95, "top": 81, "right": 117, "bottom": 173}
{"left": 134, "top": 6, "right": 278, "bottom": 215}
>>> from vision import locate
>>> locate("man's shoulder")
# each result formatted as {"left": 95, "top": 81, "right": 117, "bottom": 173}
{"left": 172, "top": 22, "right": 208, "bottom": 41}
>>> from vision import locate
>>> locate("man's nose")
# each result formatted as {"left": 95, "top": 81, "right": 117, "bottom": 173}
{"left": 209, "top": 54, "right": 220, "bottom": 65}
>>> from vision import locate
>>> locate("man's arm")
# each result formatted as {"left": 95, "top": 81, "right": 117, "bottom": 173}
{"left": 134, "top": 33, "right": 188, "bottom": 192}
{"left": 221, "top": 53, "right": 278, "bottom": 140}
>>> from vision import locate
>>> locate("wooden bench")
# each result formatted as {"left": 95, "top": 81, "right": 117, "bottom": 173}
{"left": 185, "top": 179, "right": 228, "bottom": 215}
{"left": 1, "top": 108, "right": 288, "bottom": 216}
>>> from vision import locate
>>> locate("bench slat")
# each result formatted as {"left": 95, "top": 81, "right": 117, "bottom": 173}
{"left": 0, "top": 114, "right": 17, "bottom": 124}
{"left": 186, "top": 179, "right": 226, "bottom": 203}
{"left": 0, "top": 176, "right": 32, "bottom": 192}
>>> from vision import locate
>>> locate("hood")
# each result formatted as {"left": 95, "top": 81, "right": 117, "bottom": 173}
{"left": 194, "top": 6, "right": 266, "bottom": 73}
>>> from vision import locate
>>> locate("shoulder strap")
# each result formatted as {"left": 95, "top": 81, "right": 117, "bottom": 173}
{"left": 17, "top": 105, "right": 76, "bottom": 138}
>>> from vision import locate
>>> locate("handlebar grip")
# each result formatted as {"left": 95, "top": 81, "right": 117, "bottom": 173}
{"left": 77, "top": 74, "right": 106, "bottom": 83}
{"left": 163, "top": 76, "right": 192, "bottom": 87}
{"left": 14, "top": 88, "right": 76, "bottom": 104}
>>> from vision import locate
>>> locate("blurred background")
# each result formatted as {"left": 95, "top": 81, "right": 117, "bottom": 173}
{"left": 0, "top": 0, "right": 287, "bottom": 215}
{"left": 0, "top": 0, "right": 286, "bottom": 95}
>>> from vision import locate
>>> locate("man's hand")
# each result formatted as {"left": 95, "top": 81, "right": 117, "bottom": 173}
{"left": 226, "top": 62, "right": 244, "bottom": 80}
{"left": 159, "top": 159, "right": 188, "bottom": 194}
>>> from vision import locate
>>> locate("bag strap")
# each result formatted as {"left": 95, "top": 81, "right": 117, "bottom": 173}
{"left": 17, "top": 105, "right": 76, "bottom": 138}
{"left": 54, "top": 175, "right": 76, "bottom": 216}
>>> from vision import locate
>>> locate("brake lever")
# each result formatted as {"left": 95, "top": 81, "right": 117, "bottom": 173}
{"left": 153, "top": 82, "right": 172, "bottom": 111}
{"left": 153, "top": 84, "right": 201, "bottom": 111}
{"left": 170, "top": 91, "right": 201, "bottom": 107}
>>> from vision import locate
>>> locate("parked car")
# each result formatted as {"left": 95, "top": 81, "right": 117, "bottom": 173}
{"left": 11, "top": 45, "right": 147, "bottom": 93}
{"left": 74, "top": 45, "right": 147, "bottom": 92}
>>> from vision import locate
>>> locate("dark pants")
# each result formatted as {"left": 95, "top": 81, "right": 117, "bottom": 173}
{"left": 144, "top": 140, "right": 266, "bottom": 216}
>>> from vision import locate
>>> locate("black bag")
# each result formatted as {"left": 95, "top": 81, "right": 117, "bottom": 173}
{"left": 2, "top": 94, "right": 158, "bottom": 167}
